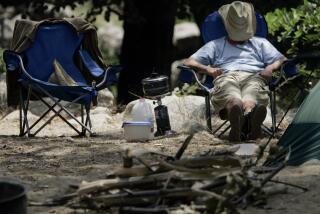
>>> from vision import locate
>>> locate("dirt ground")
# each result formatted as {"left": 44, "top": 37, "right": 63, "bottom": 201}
{"left": 1, "top": 109, "right": 320, "bottom": 214}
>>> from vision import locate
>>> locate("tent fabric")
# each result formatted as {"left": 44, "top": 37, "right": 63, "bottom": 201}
{"left": 278, "top": 81, "right": 320, "bottom": 165}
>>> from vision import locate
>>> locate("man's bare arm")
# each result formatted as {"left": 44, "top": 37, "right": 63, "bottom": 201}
{"left": 183, "top": 58, "right": 222, "bottom": 78}
{"left": 260, "top": 57, "right": 288, "bottom": 81}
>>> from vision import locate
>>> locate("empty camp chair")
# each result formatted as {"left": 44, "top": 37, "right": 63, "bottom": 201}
{"left": 3, "top": 19, "right": 120, "bottom": 137}
{"left": 178, "top": 11, "right": 299, "bottom": 138}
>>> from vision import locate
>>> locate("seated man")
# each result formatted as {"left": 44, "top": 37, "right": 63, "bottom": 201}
{"left": 184, "top": 1, "right": 286, "bottom": 141}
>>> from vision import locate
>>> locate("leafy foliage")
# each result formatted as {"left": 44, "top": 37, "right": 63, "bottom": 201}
{"left": 0, "top": 0, "right": 123, "bottom": 21}
{"left": 265, "top": 0, "right": 320, "bottom": 56}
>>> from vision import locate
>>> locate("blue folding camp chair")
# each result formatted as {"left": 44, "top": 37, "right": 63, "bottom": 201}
{"left": 3, "top": 22, "right": 120, "bottom": 137}
{"left": 177, "top": 11, "right": 299, "bottom": 139}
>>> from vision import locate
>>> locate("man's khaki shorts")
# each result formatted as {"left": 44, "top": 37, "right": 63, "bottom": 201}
{"left": 210, "top": 71, "right": 269, "bottom": 112}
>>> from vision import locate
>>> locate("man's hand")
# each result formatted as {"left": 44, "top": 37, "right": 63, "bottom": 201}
{"left": 259, "top": 67, "right": 273, "bottom": 82}
{"left": 206, "top": 67, "right": 223, "bottom": 78}
{"left": 183, "top": 58, "right": 223, "bottom": 78}
{"left": 259, "top": 57, "right": 287, "bottom": 82}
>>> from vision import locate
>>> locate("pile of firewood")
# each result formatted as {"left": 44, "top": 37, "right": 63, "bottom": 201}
{"left": 50, "top": 134, "right": 296, "bottom": 213}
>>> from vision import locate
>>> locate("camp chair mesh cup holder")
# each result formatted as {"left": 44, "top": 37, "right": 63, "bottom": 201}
{"left": 3, "top": 23, "right": 120, "bottom": 137}
{"left": 177, "top": 10, "right": 302, "bottom": 139}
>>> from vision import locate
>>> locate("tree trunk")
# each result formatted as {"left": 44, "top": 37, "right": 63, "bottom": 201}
{"left": 117, "top": 0, "right": 177, "bottom": 105}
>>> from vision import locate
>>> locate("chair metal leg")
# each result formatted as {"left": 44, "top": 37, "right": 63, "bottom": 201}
{"left": 271, "top": 90, "right": 276, "bottom": 135}
{"left": 86, "top": 105, "right": 92, "bottom": 130}
{"left": 85, "top": 105, "right": 94, "bottom": 136}
{"left": 218, "top": 123, "right": 231, "bottom": 138}
{"left": 21, "top": 90, "right": 82, "bottom": 136}
{"left": 81, "top": 105, "right": 85, "bottom": 136}
{"left": 261, "top": 89, "right": 277, "bottom": 138}
{"left": 34, "top": 96, "right": 82, "bottom": 136}
{"left": 19, "top": 87, "right": 31, "bottom": 137}
{"left": 262, "top": 125, "right": 273, "bottom": 137}
{"left": 276, "top": 88, "right": 303, "bottom": 132}
{"left": 18, "top": 84, "right": 93, "bottom": 137}
{"left": 274, "top": 70, "right": 314, "bottom": 134}
{"left": 205, "top": 94, "right": 212, "bottom": 132}
{"left": 212, "top": 120, "right": 228, "bottom": 135}
{"left": 19, "top": 88, "right": 24, "bottom": 136}
{"left": 34, "top": 85, "right": 93, "bottom": 135}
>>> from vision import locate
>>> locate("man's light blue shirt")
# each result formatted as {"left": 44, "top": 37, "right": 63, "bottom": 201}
{"left": 191, "top": 36, "right": 284, "bottom": 73}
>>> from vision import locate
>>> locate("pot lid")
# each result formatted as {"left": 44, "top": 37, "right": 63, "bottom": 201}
{"left": 142, "top": 73, "right": 168, "bottom": 83}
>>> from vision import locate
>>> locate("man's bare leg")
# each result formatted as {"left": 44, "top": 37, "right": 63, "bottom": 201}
{"left": 243, "top": 100, "right": 267, "bottom": 140}
{"left": 226, "top": 98, "right": 244, "bottom": 142}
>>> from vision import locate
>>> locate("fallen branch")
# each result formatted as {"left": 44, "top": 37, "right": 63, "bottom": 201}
{"left": 175, "top": 134, "right": 194, "bottom": 160}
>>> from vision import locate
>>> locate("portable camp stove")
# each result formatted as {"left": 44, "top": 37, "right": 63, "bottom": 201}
{"left": 142, "top": 73, "right": 174, "bottom": 136}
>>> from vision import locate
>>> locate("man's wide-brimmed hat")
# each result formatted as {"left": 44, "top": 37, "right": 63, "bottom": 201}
{"left": 218, "top": 1, "right": 256, "bottom": 41}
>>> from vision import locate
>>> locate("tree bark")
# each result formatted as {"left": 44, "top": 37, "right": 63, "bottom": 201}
{"left": 117, "top": 0, "right": 177, "bottom": 105}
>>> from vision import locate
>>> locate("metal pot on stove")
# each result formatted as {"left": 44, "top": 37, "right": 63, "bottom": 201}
{"left": 142, "top": 73, "right": 169, "bottom": 98}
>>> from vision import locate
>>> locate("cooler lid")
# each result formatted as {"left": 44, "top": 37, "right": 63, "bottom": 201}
{"left": 122, "top": 121, "right": 152, "bottom": 127}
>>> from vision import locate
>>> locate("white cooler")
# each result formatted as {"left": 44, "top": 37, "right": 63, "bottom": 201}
{"left": 122, "top": 121, "right": 154, "bottom": 141}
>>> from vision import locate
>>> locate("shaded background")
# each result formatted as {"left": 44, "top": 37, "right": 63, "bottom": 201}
{"left": 0, "top": 0, "right": 319, "bottom": 107}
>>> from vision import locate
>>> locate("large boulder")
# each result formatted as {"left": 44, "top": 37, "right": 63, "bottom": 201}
{"left": 173, "top": 22, "right": 202, "bottom": 60}
{"left": 0, "top": 73, "right": 7, "bottom": 112}
{"left": 124, "top": 95, "right": 207, "bottom": 133}
{"left": 97, "top": 88, "right": 115, "bottom": 107}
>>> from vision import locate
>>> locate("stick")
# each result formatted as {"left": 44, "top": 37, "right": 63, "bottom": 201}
{"left": 232, "top": 150, "right": 290, "bottom": 206}
{"left": 120, "top": 206, "right": 169, "bottom": 214}
{"left": 175, "top": 134, "right": 194, "bottom": 160}
{"left": 260, "top": 179, "right": 308, "bottom": 192}
{"left": 172, "top": 155, "right": 241, "bottom": 168}
{"left": 89, "top": 188, "right": 205, "bottom": 207}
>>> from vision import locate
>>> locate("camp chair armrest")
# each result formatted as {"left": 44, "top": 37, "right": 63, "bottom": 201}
{"left": 4, "top": 51, "right": 39, "bottom": 82}
{"left": 96, "top": 65, "right": 122, "bottom": 90}
{"left": 79, "top": 49, "right": 121, "bottom": 89}
{"left": 177, "top": 64, "right": 194, "bottom": 71}
{"left": 280, "top": 51, "right": 320, "bottom": 75}
{"left": 3, "top": 50, "right": 23, "bottom": 73}
{"left": 177, "top": 64, "right": 211, "bottom": 93}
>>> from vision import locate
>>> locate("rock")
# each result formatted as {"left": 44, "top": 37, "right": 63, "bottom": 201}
{"left": 124, "top": 95, "right": 207, "bottom": 133}
{"left": 161, "top": 95, "right": 207, "bottom": 132}
{"left": 235, "top": 143, "right": 259, "bottom": 156}
{"left": 97, "top": 23, "right": 123, "bottom": 56}
{"left": 173, "top": 22, "right": 202, "bottom": 60}
{"left": 2, "top": 109, "right": 38, "bottom": 122}
{"left": 97, "top": 88, "right": 115, "bottom": 107}
{"left": 0, "top": 73, "right": 7, "bottom": 111}
{"left": 173, "top": 22, "right": 200, "bottom": 44}
{"left": 73, "top": 106, "right": 123, "bottom": 134}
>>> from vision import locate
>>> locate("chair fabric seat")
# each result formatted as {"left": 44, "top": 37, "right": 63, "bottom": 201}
{"left": 19, "top": 78, "right": 95, "bottom": 105}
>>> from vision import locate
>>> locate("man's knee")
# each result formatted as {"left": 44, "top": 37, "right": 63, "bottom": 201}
{"left": 242, "top": 99, "right": 256, "bottom": 113}
{"left": 227, "top": 97, "right": 243, "bottom": 108}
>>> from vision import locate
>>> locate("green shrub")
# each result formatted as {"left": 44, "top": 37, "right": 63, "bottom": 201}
{"left": 265, "top": 0, "right": 320, "bottom": 56}
{"left": 266, "top": 0, "right": 320, "bottom": 88}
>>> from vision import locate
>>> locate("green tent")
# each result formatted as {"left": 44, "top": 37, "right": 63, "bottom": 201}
{"left": 278, "top": 81, "right": 320, "bottom": 165}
